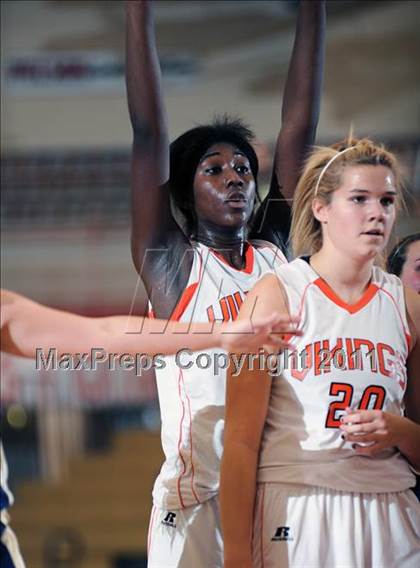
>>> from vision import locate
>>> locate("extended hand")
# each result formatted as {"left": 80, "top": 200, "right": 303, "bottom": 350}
{"left": 220, "top": 313, "right": 301, "bottom": 355}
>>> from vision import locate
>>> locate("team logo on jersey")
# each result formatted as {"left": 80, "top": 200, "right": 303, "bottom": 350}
{"left": 162, "top": 511, "right": 177, "bottom": 528}
{"left": 206, "top": 291, "right": 246, "bottom": 322}
{"left": 288, "top": 337, "right": 406, "bottom": 388}
{"left": 271, "top": 526, "right": 293, "bottom": 541}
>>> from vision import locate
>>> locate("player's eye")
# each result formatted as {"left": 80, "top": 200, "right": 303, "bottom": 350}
{"left": 235, "top": 164, "right": 250, "bottom": 174}
{"left": 205, "top": 165, "right": 222, "bottom": 175}
{"left": 380, "top": 196, "right": 395, "bottom": 207}
{"left": 351, "top": 195, "right": 366, "bottom": 204}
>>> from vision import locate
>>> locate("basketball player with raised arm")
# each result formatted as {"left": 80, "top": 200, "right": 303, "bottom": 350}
{"left": 126, "top": 1, "right": 326, "bottom": 565}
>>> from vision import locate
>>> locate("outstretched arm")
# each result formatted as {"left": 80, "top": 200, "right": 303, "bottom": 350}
{"left": 126, "top": 0, "right": 187, "bottom": 276}
{"left": 251, "top": 0, "right": 326, "bottom": 249}
{"left": 0, "top": 289, "right": 297, "bottom": 361}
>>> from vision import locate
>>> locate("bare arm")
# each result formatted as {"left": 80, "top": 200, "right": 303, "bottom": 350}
{"left": 126, "top": 0, "right": 188, "bottom": 277}
{"left": 251, "top": 0, "right": 326, "bottom": 249}
{"left": 220, "top": 274, "right": 291, "bottom": 567}
{"left": 0, "top": 289, "right": 296, "bottom": 361}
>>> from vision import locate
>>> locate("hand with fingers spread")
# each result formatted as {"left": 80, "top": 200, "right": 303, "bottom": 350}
{"left": 340, "top": 407, "right": 420, "bottom": 462}
{"left": 220, "top": 314, "right": 301, "bottom": 355}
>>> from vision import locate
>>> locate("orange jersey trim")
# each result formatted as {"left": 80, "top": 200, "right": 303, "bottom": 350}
{"left": 170, "top": 282, "right": 199, "bottom": 322}
{"left": 314, "top": 278, "right": 379, "bottom": 314}
{"left": 169, "top": 245, "right": 255, "bottom": 321}
{"left": 168, "top": 254, "right": 204, "bottom": 322}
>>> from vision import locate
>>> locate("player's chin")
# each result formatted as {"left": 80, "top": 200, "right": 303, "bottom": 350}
{"left": 219, "top": 212, "right": 249, "bottom": 228}
{"left": 356, "top": 244, "right": 383, "bottom": 261}
{"left": 229, "top": 208, "right": 253, "bottom": 225}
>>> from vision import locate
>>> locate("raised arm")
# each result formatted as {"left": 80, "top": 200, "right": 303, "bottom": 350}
{"left": 126, "top": 0, "right": 187, "bottom": 276}
{"left": 251, "top": 0, "right": 326, "bottom": 250}
{"left": 220, "top": 274, "right": 293, "bottom": 567}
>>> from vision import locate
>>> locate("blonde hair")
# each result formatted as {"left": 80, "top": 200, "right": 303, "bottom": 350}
{"left": 290, "top": 136, "right": 404, "bottom": 257}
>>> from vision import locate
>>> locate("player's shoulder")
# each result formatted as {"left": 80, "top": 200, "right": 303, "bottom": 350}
{"left": 372, "top": 265, "right": 403, "bottom": 290}
{"left": 372, "top": 265, "right": 410, "bottom": 310}
{"left": 251, "top": 238, "right": 283, "bottom": 255}
{"left": 250, "top": 239, "right": 287, "bottom": 262}
{"left": 251, "top": 238, "right": 279, "bottom": 251}
{"left": 245, "top": 272, "right": 288, "bottom": 316}
{"left": 254, "top": 272, "right": 280, "bottom": 288}
{"left": 274, "top": 257, "right": 312, "bottom": 279}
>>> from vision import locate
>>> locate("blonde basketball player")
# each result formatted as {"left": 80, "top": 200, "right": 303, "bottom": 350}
{"left": 220, "top": 138, "right": 420, "bottom": 568}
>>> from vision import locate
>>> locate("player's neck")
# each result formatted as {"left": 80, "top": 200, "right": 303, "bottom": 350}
{"left": 310, "top": 247, "right": 374, "bottom": 304}
{"left": 192, "top": 222, "right": 248, "bottom": 268}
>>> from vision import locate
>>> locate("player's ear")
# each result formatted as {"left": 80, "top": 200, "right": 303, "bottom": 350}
{"left": 312, "top": 198, "right": 328, "bottom": 224}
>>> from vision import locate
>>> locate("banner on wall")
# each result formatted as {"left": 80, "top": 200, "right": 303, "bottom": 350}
{"left": 5, "top": 51, "right": 198, "bottom": 96}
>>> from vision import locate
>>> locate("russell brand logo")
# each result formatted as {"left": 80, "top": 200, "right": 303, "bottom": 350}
{"left": 271, "top": 526, "right": 293, "bottom": 541}
{"left": 162, "top": 512, "right": 177, "bottom": 528}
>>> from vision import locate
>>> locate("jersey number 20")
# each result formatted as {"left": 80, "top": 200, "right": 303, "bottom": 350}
{"left": 325, "top": 382, "right": 386, "bottom": 429}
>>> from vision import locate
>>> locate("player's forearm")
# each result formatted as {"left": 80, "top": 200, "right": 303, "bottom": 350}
{"left": 220, "top": 441, "right": 258, "bottom": 568}
{"left": 1, "top": 291, "right": 99, "bottom": 358}
{"left": 125, "top": 1, "right": 168, "bottom": 155}
{"left": 101, "top": 317, "right": 222, "bottom": 356}
{"left": 268, "top": 0, "right": 325, "bottom": 204}
{"left": 281, "top": 0, "right": 325, "bottom": 135}
{"left": 2, "top": 302, "right": 222, "bottom": 359}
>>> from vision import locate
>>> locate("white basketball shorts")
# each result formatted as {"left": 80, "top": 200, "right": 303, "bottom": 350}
{"left": 147, "top": 496, "right": 223, "bottom": 568}
{"left": 253, "top": 482, "right": 420, "bottom": 568}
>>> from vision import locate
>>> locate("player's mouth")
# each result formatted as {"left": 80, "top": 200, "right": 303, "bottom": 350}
{"left": 361, "top": 229, "right": 384, "bottom": 238}
{"left": 225, "top": 192, "right": 248, "bottom": 208}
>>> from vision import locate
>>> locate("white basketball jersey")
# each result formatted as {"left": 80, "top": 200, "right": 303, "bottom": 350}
{"left": 152, "top": 242, "right": 286, "bottom": 510}
{"left": 258, "top": 258, "right": 415, "bottom": 492}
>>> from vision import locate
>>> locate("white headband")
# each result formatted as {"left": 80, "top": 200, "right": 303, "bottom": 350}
{"left": 314, "top": 146, "right": 356, "bottom": 196}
